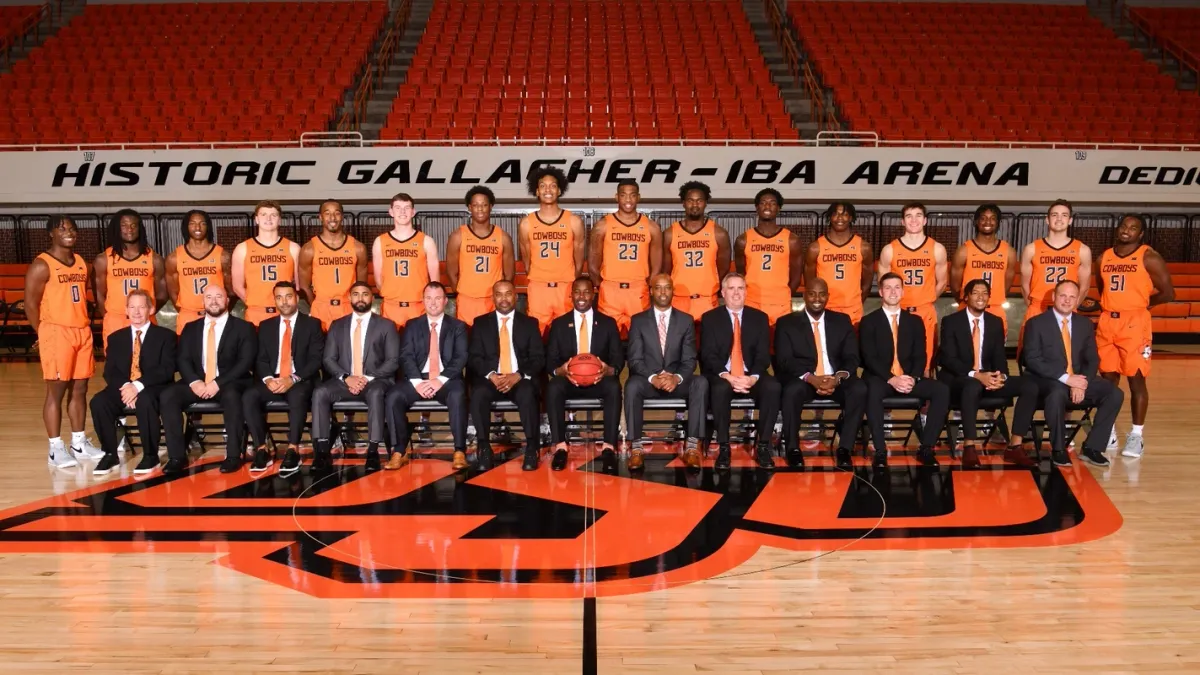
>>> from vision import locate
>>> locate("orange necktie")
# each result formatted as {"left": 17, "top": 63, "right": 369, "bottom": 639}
{"left": 889, "top": 312, "right": 903, "bottom": 377}
{"left": 279, "top": 318, "right": 293, "bottom": 380}
{"left": 578, "top": 316, "right": 590, "bottom": 354}
{"left": 204, "top": 321, "right": 217, "bottom": 384}
{"left": 1061, "top": 317, "right": 1073, "bottom": 376}
{"left": 351, "top": 318, "right": 364, "bottom": 378}
{"left": 812, "top": 321, "right": 826, "bottom": 376}
{"left": 730, "top": 313, "right": 745, "bottom": 377}
{"left": 971, "top": 317, "right": 982, "bottom": 371}
{"left": 498, "top": 317, "right": 513, "bottom": 374}
{"left": 131, "top": 329, "right": 142, "bottom": 381}
{"left": 428, "top": 323, "right": 440, "bottom": 379}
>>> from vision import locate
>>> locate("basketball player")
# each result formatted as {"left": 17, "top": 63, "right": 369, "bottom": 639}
{"left": 94, "top": 209, "right": 166, "bottom": 351}
{"left": 299, "top": 199, "right": 368, "bottom": 331}
{"left": 661, "top": 181, "right": 732, "bottom": 320}
{"left": 1094, "top": 215, "right": 1174, "bottom": 459}
{"left": 24, "top": 215, "right": 102, "bottom": 468}
{"left": 517, "top": 167, "right": 586, "bottom": 334}
{"left": 232, "top": 200, "right": 301, "bottom": 326}
{"left": 373, "top": 193, "right": 441, "bottom": 327}
{"left": 446, "top": 185, "right": 515, "bottom": 326}
{"left": 950, "top": 204, "right": 1017, "bottom": 335}
{"left": 734, "top": 188, "right": 803, "bottom": 327}
{"left": 588, "top": 179, "right": 662, "bottom": 337}
{"left": 1019, "top": 199, "right": 1093, "bottom": 355}
{"left": 877, "top": 202, "right": 948, "bottom": 374}
{"left": 805, "top": 202, "right": 874, "bottom": 326}
{"left": 166, "top": 209, "right": 232, "bottom": 335}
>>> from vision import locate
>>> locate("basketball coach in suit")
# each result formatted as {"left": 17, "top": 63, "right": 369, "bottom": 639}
{"left": 774, "top": 278, "right": 866, "bottom": 470}
{"left": 311, "top": 281, "right": 400, "bottom": 472}
{"left": 90, "top": 289, "right": 176, "bottom": 476}
{"left": 468, "top": 280, "right": 545, "bottom": 472}
{"left": 624, "top": 274, "right": 708, "bottom": 470}
{"left": 160, "top": 284, "right": 257, "bottom": 474}
{"left": 242, "top": 281, "right": 324, "bottom": 476}
{"left": 1023, "top": 279, "right": 1123, "bottom": 468}
{"left": 938, "top": 279, "right": 1037, "bottom": 469}
{"left": 546, "top": 276, "right": 624, "bottom": 473}
{"left": 861, "top": 273, "right": 949, "bottom": 468}
{"left": 386, "top": 281, "right": 469, "bottom": 471}
{"left": 700, "top": 272, "right": 781, "bottom": 471}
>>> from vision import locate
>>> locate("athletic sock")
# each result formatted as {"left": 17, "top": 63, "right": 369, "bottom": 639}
{"left": 71, "top": 431, "right": 86, "bottom": 447}
{"left": 1131, "top": 424, "right": 1144, "bottom": 436}
{"left": 49, "top": 437, "right": 64, "bottom": 450}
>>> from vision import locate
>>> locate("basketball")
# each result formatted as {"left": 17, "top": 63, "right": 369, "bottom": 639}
{"left": 565, "top": 353, "right": 605, "bottom": 386}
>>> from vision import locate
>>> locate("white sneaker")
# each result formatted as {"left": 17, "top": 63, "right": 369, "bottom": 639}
{"left": 1107, "top": 429, "right": 1120, "bottom": 453}
{"left": 48, "top": 446, "right": 79, "bottom": 470}
{"left": 1121, "top": 433, "right": 1144, "bottom": 459}
{"left": 72, "top": 437, "right": 105, "bottom": 460}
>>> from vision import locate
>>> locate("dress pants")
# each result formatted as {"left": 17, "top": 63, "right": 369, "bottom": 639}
{"left": 241, "top": 379, "right": 314, "bottom": 448}
{"left": 311, "top": 378, "right": 391, "bottom": 444}
{"left": 624, "top": 376, "right": 708, "bottom": 442}
{"left": 89, "top": 385, "right": 165, "bottom": 457}
{"left": 470, "top": 377, "right": 541, "bottom": 453}
{"left": 865, "top": 376, "right": 950, "bottom": 453}
{"left": 386, "top": 379, "right": 468, "bottom": 451}
{"left": 944, "top": 375, "right": 1037, "bottom": 443}
{"left": 705, "top": 374, "right": 782, "bottom": 445}
{"left": 780, "top": 376, "right": 866, "bottom": 451}
{"left": 160, "top": 380, "right": 249, "bottom": 461}
{"left": 1032, "top": 376, "right": 1123, "bottom": 454}
{"left": 545, "top": 374, "right": 622, "bottom": 447}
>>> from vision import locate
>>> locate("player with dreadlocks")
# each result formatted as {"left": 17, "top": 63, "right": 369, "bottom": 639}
{"left": 94, "top": 208, "right": 167, "bottom": 352}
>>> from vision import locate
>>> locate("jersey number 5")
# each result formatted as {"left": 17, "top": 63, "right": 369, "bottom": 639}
{"left": 834, "top": 262, "right": 845, "bottom": 280}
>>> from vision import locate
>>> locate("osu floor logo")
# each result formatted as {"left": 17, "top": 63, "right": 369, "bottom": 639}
{"left": 0, "top": 453, "right": 1122, "bottom": 598}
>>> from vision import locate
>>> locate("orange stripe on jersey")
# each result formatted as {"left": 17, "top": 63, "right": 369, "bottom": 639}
{"left": 311, "top": 235, "right": 360, "bottom": 303}
{"left": 244, "top": 237, "right": 296, "bottom": 309}
{"left": 175, "top": 244, "right": 225, "bottom": 312}
{"left": 815, "top": 234, "right": 864, "bottom": 310}
{"left": 670, "top": 220, "right": 720, "bottom": 299}
{"left": 526, "top": 209, "right": 576, "bottom": 283}
{"left": 1029, "top": 238, "right": 1082, "bottom": 310}
{"left": 600, "top": 214, "right": 651, "bottom": 284}
{"left": 37, "top": 252, "right": 89, "bottom": 328}
{"left": 103, "top": 247, "right": 155, "bottom": 316}
{"left": 1100, "top": 245, "right": 1154, "bottom": 312}
{"left": 744, "top": 227, "right": 792, "bottom": 306}
{"left": 456, "top": 225, "right": 505, "bottom": 298}
{"left": 379, "top": 231, "right": 430, "bottom": 302}
{"left": 888, "top": 237, "right": 938, "bottom": 307}
{"left": 962, "top": 240, "right": 1011, "bottom": 309}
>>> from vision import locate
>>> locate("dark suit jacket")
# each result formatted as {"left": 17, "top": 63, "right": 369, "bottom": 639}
{"left": 774, "top": 309, "right": 858, "bottom": 381}
{"left": 467, "top": 310, "right": 545, "bottom": 381}
{"left": 323, "top": 313, "right": 400, "bottom": 380}
{"left": 627, "top": 307, "right": 696, "bottom": 385}
{"left": 699, "top": 305, "right": 771, "bottom": 378}
{"left": 103, "top": 323, "right": 176, "bottom": 390}
{"left": 938, "top": 309, "right": 1008, "bottom": 379}
{"left": 859, "top": 307, "right": 926, "bottom": 379}
{"left": 255, "top": 313, "right": 325, "bottom": 382}
{"left": 546, "top": 309, "right": 625, "bottom": 375}
{"left": 400, "top": 313, "right": 468, "bottom": 380}
{"left": 178, "top": 314, "right": 257, "bottom": 386}
{"left": 1023, "top": 309, "right": 1099, "bottom": 380}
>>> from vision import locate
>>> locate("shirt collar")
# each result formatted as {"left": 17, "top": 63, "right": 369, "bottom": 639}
{"left": 206, "top": 312, "right": 228, "bottom": 324}
{"left": 427, "top": 313, "right": 443, "bottom": 328}
{"left": 805, "top": 311, "right": 824, "bottom": 324}
{"left": 496, "top": 310, "right": 514, "bottom": 323}
{"left": 576, "top": 309, "right": 592, "bottom": 323}
{"left": 352, "top": 311, "right": 372, "bottom": 320}
{"left": 130, "top": 322, "right": 149, "bottom": 333}
{"left": 882, "top": 305, "right": 902, "bottom": 317}
{"left": 1053, "top": 310, "right": 1073, "bottom": 325}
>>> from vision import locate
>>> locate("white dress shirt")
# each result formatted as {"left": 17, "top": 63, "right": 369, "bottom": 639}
{"left": 489, "top": 310, "right": 523, "bottom": 378}
{"left": 348, "top": 311, "right": 375, "bottom": 382}
{"left": 1053, "top": 310, "right": 1074, "bottom": 384}
{"left": 196, "top": 312, "right": 229, "bottom": 383}
{"left": 649, "top": 307, "right": 683, "bottom": 385}
{"left": 575, "top": 309, "right": 594, "bottom": 353}
{"left": 127, "top": 322, "right": 149, "bottom": 392}
{"left": 802, "top": 311, "right": 834, "bottom": 380}
{"left": 722, "top": 307, "right": 744, "bottom": 373}
{"left": 264, "top": 313, "right": 299, "bottom": 383}
{"left": 966, "top": 310, "right": 986, "bottom": 378}
{"left": 411, "top": 314, "right": 450, "bottom": 386}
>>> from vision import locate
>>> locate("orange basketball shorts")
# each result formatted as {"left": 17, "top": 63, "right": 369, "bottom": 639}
{"left": 102, "top": 313, "right": 130, "bottom": 353}
{"left": 454, "top": 295, "right": 494, "bottom": 327}
{"left": 382, "top": 300, "right": 424, "bottom": 329}
{"left": 1018, "top": 302, "right": 1051, "bottom": 356}
{"left": 243, "top": 305, "right": 280, "bottom": 327}
{"left": 1097, "top": 309, "right": 1152, "bottom": 377}
{"left": 526, "top": 281, "right": 573, "bottom": 335}
{"left": 38, "top": 323, "right": 95, "bottom": 381}
{"left": 310, "top": 298, "right": 351, "bottom": 332}
{"left": 598, "top": 280, "right": 649, "bottom": 338}
{"left": 827, "top": 303, "right": 863, "bottom": 328}
{"left": 747, "top": 297, "right": 792, "bottom": 327}
{"left": 176, "top": 308, "right": 205, "bottom": 335}
{"left": 671, "top": 293, "right": 718, "bottom": 321}
{"left": 986, "top": 305, "right": 1009, "bottom": 341}
{"left": 905, "top": 302, "right": 938, "bottom": 371}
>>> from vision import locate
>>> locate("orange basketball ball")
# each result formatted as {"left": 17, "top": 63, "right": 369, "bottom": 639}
{"left": 565, "top": 353, "right": 605, "bottom": 386}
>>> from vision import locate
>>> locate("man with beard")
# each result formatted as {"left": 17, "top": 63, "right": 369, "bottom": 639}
{"left": 662, "top": 181, "right": 731, "bottom": 321}
{"left": 299, "top": 199, "right": 368, "bottom": 331}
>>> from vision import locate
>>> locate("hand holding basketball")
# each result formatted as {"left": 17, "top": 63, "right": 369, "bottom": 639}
{"left": 565, "top": 353, "right": 605, "bottom": 386}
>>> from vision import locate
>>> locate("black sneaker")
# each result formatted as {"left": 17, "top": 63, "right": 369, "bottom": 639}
{"left": 786, "top": 447, "right": 804, "bottom": 469}
{"left": 916, "top": 446, "right": 939, "bottom": 467}
{"left": 133, "top": 452, "right": 160, "bottom": 475}
{"left": 279, "top": 448, "right": 301, "bottom": 476}
{"left": 714, "top": 443, "right": 732, "bottom": 471}
{"left": 754, "top": 443, "right": 775, "bottom": 469}
{"left": 550, "top": 448, "right": 569, "bottom": 471}
{"left": 836, "top": 448, "right": 854, "bottom": 470}
{"left": 1051, "top": 449, "right": 1072, "bottom": 467}
{"left": 872, "top": 451, "right": 889, "bottom": 469}
{"left": 600, "top": 448, "right": 619, "bottom": 476}
{"left": 250, "top": 447, "right": 272, "bottom": 473}
{"left": 1079, "top": 446, "right": 1110, "bottom": 467}
{"left": 522, "top": 447, "right": 540, "bottom": 471}
{"left": 365, "top": 447, "right": 382, "bottom": 472}
{"left": 477, "top": 447, "right": 495, "bottom": 471}
{"left": 162, "top": 457, "right": 189, "bottom": 475}
{"left": 93, "top": 453, "right": 121, "bottom": 476}
{"left": 219, "top": 456, "right": 242, "bottom": 473}
{"left": 311, "top": 450, "right": 332, "bottom": 472}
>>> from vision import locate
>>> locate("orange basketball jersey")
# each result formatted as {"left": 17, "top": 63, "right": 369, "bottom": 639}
{"left": 815, "top": 234, "right": 865, "bottom": 310}
{"left": 244, "top": 237, "right": 296, "bottom": 308}
{"left": 526, "top": 210, "right": 576, "bottom": 283}
{"left": 37, "top": 252, "right": 89, "bottom": 328}
{"left": 1100, "top": 245, "right": 1154, "bottom": 312}
{"left": 888, "top": 237, "right": 938, "bottom": 307}
{"left": 600, "top": 214, "right": 652, "bottom": 284}
{"left": 669, "top": 220, "right": 720, "bottom": 299}
{"left": 103, "top": 247, "right": 156, "bottom": 316}
{"left": 1028, "top": 238, "right": 1083, "bottom": 311}
{"left": 744, "top": 227, "right": 792, "bottom": 306}
{"left": 379, "top": 231, "right": 430, "bottom": 302}
{"left": 456, "top": 225, "right": 505, "bottom": 298}
{"left": 175, "top": 244, "right": 225, "bottom": 312}
{"left": 962, "top": 240, "right": 1011, "bottom": 310}
{"left": 310, "top": 235, "right": 360, "bottom": 303}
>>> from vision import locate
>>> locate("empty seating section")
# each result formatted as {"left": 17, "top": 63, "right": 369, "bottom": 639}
{"left": 792, "top": 2, "right": 1200, "bottom": 144}
{"left": 380, "top": 0, "right": 796, "bottom": 141}
{"left": 0, "top": 2, "right": 387, "bottom": 145}
{"left": 0, "top": 4, "right": 41, "bottom": 46}
{"left": 1132, "top": 8, "right": 1200, "bottom": 62}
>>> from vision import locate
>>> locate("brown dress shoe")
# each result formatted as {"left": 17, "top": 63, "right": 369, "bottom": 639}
{"left": 961, "top": 445, "right": 982, "bottom": 469}
{"left": 684, "top": 447, "right": 702, "bottom": 470}
{"left": 1003, "top": 445, "right": 1036, "bottom": 468}
{"left": 627, "top": 449, "right": 644, "bottom": 471}
{"left": 384, "top": 452, "right": 411, "bottom": 471}
{"left": 451, "top": 450, "right": 468, "bottom": 471}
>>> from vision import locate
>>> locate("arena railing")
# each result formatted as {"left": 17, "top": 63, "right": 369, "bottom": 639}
{"left": 0, "top": 0, "right": 53, "bottom": 69}
{"left": 1126, "top": 6, "right": 1200, "bottom": 94}
{"left": 761, "top": 0, "right": 840, "bottom": 134}
{"left": 337, "top": 0, "right": 413, "bottom": 134}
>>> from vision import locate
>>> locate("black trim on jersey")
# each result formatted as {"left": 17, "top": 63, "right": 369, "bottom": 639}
{"left": 534, "top": 209, "right": 566, "bottom": 227}
{"left": 674, "top": 218, "right": 713, "bottom": 236}
{"left": 611, "top": 212, "right": 643, "bottom": 228}
{"left": 1109, "top": 243, "right": 1147, "bottom": 260}
{"left": 315, "top": 233, "right": 351, "bottom": 253}
{"left": 386, "top": 230, "right": 422, "bottom": 245}
{"left": 967, "top": 239, "right": 1003, "bottom": 256}
{"left": 464, "top": 225, "right": 497, "bottom": 240}
{"left": 43, "top": 252, "right": 81, "bottom": 268}
{"left": 252, "top": 236, "right": 287, "bottom": 250}
{"left": 182, "top": 242, "right": 218, "bottom": 262}
{"left": 897, "top": 236, "right": 930, "bottom": 252}
{"left": 1040, "top": 237, "right": 1077, "bottom": 252}
{"left": 822, "top": 233, "right": 859, "bottom": 249}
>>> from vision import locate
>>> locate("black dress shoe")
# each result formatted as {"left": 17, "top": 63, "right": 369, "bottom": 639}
{"left": 250, "top": 447, "right": 272, "bottom": 473}
{"left": 279, "top": 449, "right": 301, "bottom": 476}
{"left": 365, "top": 448, "right": 382, "bottom": 472}
{"left": 133, "top": 452, "right": 160, "bottom": 475}
{"left": 311, "top": 450, "right": 332, "bottom": 472}
{"left": 162, "top": 457, "right": 188, "bottom": 475}
{"left": 476, "top": 448, "right": 495, "bottom": 471}
{"left": 550, "top": 448, "right": 569, "bottom": 471}
{"left": 93, "top": 453, "right": 121, "bottom": 476}
{"left": 522, "top": 447, "right": 540, "bottom": 471}
{"left": 600, "top": 448, "right": 619, "bottom": 475}
{"left": 786, "top": 447, "right": 804, "bottom": 469}
{"left": 1079, "top": 446, "right": 1110, "bottom": 467}
{"left": 836, "top": 447, "right": 854, "bottom": 470}
{"left": 1051, "top": 449, "right": 1072, "bottom": 467}
{"left": 219, "top": 456, "right": 242, "bottom": 473}
{"left": 872, "top": 451, "right": 889, "bottom": 469}
{"left": 754, "top": 443, "right": 775, "bottom": 469}
{"left": 916, "top": 446, "right": 939, "bottom": 467}
{"left": 714, "top": 443, "right": 732, "bottom": 471}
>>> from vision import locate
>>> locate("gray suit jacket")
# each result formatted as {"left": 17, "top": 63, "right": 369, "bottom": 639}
{"left": 323, "top": 312, "right": 400, "bottom": 380}
{"left": 1023, "top": 309, "right": 1099, "bottom": 381}
{"left": 627, "top": 307, "right": 697, "bottom": 386}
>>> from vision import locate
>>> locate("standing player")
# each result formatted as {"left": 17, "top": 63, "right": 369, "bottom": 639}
{"left": 232, "top": 200, "right": 301, "bottom": 326}
{"left": 734, "top": 188, "right": 803, "bottom": 327}
{"left": 806, "top": 202, "right": 874, "bottom": 326}
{"left": 518, "top": 167, "right": 586, "bottom": 334}
{"left": 1094, "top": 215, "right": 1174, "bottom": 459}
{"left": 661, "top": 181, "right": 731, "bottom": 320}
{"left": 877, "top": 202, "right": 948, "bottom": 374}
{"left": 588, "top": 179, "right": 662, "bottom": 337}
{"left": 299, "top": 199, "right": 368, "bottom": 331}
{"left": 1019, "top": 199, "right": 1093, "bottom": 355}
{"left": 94, "top": 209, "right": 166, "bottom": 351}
{"left": 446, "top": 186, "right": 515, "bottom": 326}
{"left": 166, "top": 210, "right": 232, "bottom": 335}
{"left": 373, "top": 193, "right": 441, "bottom": 327}
{"left": 951, "top": 204, "right": 1017, "bottom": 336}
{"left": 24, "top": 215, "right": 102, "bottom": 468}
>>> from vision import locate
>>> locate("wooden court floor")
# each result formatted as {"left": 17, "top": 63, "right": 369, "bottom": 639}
{"left": 1, "top": 358, "right": 1199, "bottom": 673}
